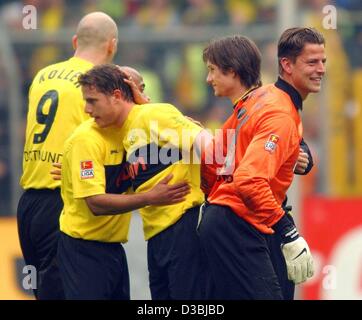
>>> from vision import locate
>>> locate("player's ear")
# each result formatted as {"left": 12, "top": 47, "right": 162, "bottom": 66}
{"left": 230, "top": 69, "right": 238, "bottom": 78}
{"left": 113, "top": 89, "right": 123, "bottom": 101}
{"left": 108, "top": 38, "right": 117, "bottom": 56}
{"left": 280, "top": 57, "right": 293, "bottom": 75}
{"left": 72, "top": 35, "right": 78, "bottom": 50}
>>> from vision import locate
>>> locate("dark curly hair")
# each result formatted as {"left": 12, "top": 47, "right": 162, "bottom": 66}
{"left": 78, "top": 63, "right": 133, "bottom": 102}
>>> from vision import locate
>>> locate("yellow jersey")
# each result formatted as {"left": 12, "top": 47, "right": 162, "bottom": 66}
{"left": 20, "top": 57, "right": 93, "bottom": 190}
{"left": 60, "top": 119, "right": 131, "bottom": 243}
{"left": 123, "top": 103, "right": 204, "bottom": 240}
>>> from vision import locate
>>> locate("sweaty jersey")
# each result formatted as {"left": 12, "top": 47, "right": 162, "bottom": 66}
{"left": 122, "top": 103, "right": 204, "bottom": 240}
{"left": 20, "top": 57, "right": 93, "bottom": 190}
{"left": 60, "top": 119, "right": 131, "bottom": 243}
{"left": 204, "top": 78, "right": 303, "bottom": 234}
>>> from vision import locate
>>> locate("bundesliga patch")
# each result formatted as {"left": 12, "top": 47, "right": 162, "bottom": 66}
{"left": 264, "top": 134, "right": 279, "bottom": 153}
{"left": 80, "top": 160, "right": 94, "bottom": 179}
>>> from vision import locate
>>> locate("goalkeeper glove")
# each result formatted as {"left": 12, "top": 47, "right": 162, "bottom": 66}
{"left": 273, "top": 215, "right": 314, "bottom": 284}
{"left": 281, "top": 236, "right": 314, "bottom": 284}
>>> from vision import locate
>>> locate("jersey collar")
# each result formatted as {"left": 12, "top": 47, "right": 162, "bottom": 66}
{"left": 119, "top": 104, "right": 140, "bottom": 135}
{"left": 233, "top": 86, "right": 259, "bottom": 109}
{"left": 274, "top": 77, "right": 303, "bottom": 111}
{"left": 69, "top": 56, "right": 94, "bottom": 68}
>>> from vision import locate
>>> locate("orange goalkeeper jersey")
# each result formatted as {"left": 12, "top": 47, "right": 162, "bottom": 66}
{"left": 205, "top": 78, "right": 303, "bottom": 234}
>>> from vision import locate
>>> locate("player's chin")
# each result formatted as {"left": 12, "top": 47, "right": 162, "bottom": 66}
{"left": 309, "top": 84, "right": 322, "bottom": 93}
{"left": 95, "top": 119, "right": 106, "bottom": 127}
{"left": 308, "top": 79, "right": 322, "bottom": 92}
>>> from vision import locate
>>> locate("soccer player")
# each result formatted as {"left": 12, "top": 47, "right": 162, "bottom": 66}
{"left": 199, "top": 28, "right": 325, "bottom": 299}
{"left": 269, "top": 138, "right": 314, "bottom": 300}
{"left": 200, "top": 35, "right": 314, "bottom": 300}
{"left": 78, "top": 64, "right": 211, "bottom": 300}
{"left": 49, "top": 65, "right": 150, "bottom": 180}
{"left": 57, "top": 67, "right": 190, "bottom": 299}
{"left": 17, "top": 12, "right": 119, "bottom": 299}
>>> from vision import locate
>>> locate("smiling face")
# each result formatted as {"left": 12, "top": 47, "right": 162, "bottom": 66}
{"left": 82, "top": 85, "right": 122, "bottom": 128}
{"left": 281, "top": 43, "right": 326, "bottom": 99}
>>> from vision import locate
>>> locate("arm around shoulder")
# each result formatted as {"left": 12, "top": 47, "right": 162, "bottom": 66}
{"left": 85, "top": 174, "right": 190, "bottom": 216}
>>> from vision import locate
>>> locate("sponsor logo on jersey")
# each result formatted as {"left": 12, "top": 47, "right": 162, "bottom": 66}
{"left": 80, "top": 160, "right": 94, "bottom": 179}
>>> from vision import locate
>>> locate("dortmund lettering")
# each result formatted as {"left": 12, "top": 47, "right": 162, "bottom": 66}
{"left": 23, "top": 150, "right": 62, "bottom": 163}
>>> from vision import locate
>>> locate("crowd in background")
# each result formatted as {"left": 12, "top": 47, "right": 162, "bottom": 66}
{"left": 1, "top": 0, "right": 362, "bottom": 214}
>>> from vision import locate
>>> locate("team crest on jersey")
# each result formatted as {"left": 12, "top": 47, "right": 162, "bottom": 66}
{"left": 129, "top": 134, "right": 137, "bottom": 146}
{"left": 264, "top": 134, "right": 279, "bottom": 153}
{"left": 80, "top": 160, "right": 94, "bottom": 179}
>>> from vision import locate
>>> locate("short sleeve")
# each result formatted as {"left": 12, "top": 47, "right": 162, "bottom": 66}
{"left": 70, "top": 136, "right": 106, "bottom": 199}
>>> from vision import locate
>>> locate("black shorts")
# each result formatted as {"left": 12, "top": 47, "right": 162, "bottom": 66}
{"left": 198, "top": 204, "right": 283, "bottom": 300}
{"left": 17, "top": 188, "right": 64, "bottom": 300}
{"left": 147, "top": 206, "right": 206, "bottom": 300}
{"left": 57, "top": 232, "right": 130, "bottom": 300}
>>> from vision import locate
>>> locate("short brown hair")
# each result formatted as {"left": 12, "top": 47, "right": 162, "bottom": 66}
{"left": 203, "top": 35, "right": 262, "bottom": 88}
{"left": 278, "top": 27, "right": 325, "bottom": 74}
{"left": 78, "top": 64, "right": 133, "bottom": 102}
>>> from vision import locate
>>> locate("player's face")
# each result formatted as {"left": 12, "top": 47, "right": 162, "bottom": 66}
{"left": 82, "top": 86, "right": 120, "bottom": 128}
{"left": 287, "top": 43, "right": 326, "bottom": 99}
{"left": 121, "top": 66, "right": 150, "bottom": 102}
{"left": 132, "top": 72, "right": 149, "bottom": 99}
{"left": 206, "top": 61, "right": 237, "bottom": 98}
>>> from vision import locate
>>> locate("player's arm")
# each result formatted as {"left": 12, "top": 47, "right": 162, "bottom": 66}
{"left": 148, "top": 106, "right": 213, "bottom": 158}
{"left": 232, "top": 112, "right": 299, "bottom": 222}
{"left": 51, "top": 162, "right": 62, "bottom": 180}
{"left": 174, "top": 118, "right": 216, "bottom": 194}
{"left": 199, "top": 131, "right": 227, "bottom": 195}
{"left": 200, "top": 117, "right": 235, "bottom": 195}
{"left": 163, "top": 111, "right": 215, "bottom": 194}
{"left": 53, "top": 158, "right": 190, "bottom": 215}
{"left": 200, "top": 137, "right": 216, "bottom": 195}
{"left": 85, "top": 174, "right": 190, "bottom": 215}
{"left": 184, "top": 116, "right": 204, "bottom": 128}
{"left": 283, "top": 138, "right": 314, "bottom": 212}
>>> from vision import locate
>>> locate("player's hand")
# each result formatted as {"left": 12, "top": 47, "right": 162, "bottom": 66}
{"left": 50, "top": 162, "right": 62, "bottom": 180}
{"left": 294, "top": 148, "right": 309, "bottom": 174}
{"left": 122, "top": 71, "right": 150, "bottom": 104}
{"left": 281, "top": 237, "right": 314, "bottom": 284}
{"left": 184, "top": 116, "right": 204, "bottom": 128}
{"left": 146, "top": 174, "right": 190, "bottom": 206}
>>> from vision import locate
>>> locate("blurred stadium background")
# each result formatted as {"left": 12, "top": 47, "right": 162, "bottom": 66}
{"left": 0, "top": 0, "right": 361, "bottom": 300}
